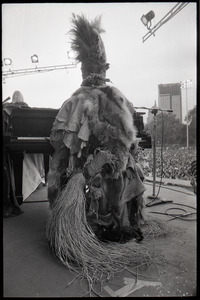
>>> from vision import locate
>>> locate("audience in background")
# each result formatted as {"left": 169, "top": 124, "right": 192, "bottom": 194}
{"left": 138, "top": 147, "right": 196, "bottom": 181}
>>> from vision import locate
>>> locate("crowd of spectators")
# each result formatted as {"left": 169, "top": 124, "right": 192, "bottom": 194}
{"left": 137, "top": 146, "right": 196, "bottom": 181}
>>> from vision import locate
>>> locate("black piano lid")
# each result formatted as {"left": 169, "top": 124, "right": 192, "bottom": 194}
{"left": 9, "top": 107, "right": 59, "bottom": 137}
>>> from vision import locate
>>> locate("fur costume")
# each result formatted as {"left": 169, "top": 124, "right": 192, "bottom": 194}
{"left": 48, "top": 14, "right": 146, "bottom": 242}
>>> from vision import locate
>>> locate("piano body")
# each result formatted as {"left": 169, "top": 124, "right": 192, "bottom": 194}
{"left": 3, "top": 106, "right": 57, "bottom": 204}
{"left": 3, "top": 106, "right": 151, "bottom": 204}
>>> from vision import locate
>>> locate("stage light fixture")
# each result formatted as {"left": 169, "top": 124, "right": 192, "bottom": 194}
{"left": 67, "top": 51, "right": 75, "bottom": 59}
{"left": 31, "top": 54, "right": 39, "bottom": 63}
{"left": 141, "top": 10, "right": 155, "bottom": 29}
{"left": 4, "top": 58, "right": 12, "bottom": 66}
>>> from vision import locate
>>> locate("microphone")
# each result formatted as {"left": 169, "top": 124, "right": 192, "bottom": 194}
{"left": 134, "top": 106, "right": 173, "bottom": 113}
{"left": 2, "top": 97, "right": 11, "bottom": 103}
{"left": 151, "top": 108, "right": 173, "bottom": 113}
{"left": 160, "top": 109, "right": 173, "bottom": 113}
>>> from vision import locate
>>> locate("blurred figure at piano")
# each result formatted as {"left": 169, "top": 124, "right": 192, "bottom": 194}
{"left": 12, "top": 90, "right": 28, "bottom": 106}
{"left": 3, "top": 91, "right": 45, "bottom": 217}
{"left": 3, "top": 91, "right": 29, "bottom": 132}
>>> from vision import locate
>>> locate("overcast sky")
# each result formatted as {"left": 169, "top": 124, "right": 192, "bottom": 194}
{"left": 2, "top": 2, "right": 197, "bottom": 123}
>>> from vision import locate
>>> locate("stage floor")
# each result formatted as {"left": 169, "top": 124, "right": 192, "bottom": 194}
{"left": 3, "top": 180, "right": 196, "bottom": 297}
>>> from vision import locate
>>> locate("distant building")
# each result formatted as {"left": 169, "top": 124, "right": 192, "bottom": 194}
{"left": 158, "top": 83, "right": 182, "bottom": 122}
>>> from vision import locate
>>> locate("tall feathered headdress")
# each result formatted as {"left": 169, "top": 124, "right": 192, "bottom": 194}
{"left": 70, "top": 14, "right": 110, "bottom": 86}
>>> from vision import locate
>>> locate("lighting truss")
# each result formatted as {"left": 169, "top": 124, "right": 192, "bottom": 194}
{"left": 142, "top": 2, "right": 189, "bottom": 43}
{"left": 2, "top": 63, "right": 77, "bottom": 80}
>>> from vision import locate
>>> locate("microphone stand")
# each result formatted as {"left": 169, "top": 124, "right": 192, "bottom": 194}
{"left": 147, "top": 107, "right": 166, "bottom": 203}
{"left": 134, "top": 106, "right": 173, "bottom": 206}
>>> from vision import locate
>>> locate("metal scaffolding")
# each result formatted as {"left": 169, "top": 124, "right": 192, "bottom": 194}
{"left": 142, "top": 2, "right": 189, "bottom": 43}
{"left": 2, "top": 63, "right": 77, "bottom": 81}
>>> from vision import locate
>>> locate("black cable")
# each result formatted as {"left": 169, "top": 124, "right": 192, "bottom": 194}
{"left": 166, "top": 205, "right": 196, "bottom": 221}
{"left": 165, "top": 207, "right": 187, "bottom": 216}
{"left": 165, "top": 201, "right": 196, "bottom": 211}
{"left": 149, "top": 202, "right": 196, "bottom": 221}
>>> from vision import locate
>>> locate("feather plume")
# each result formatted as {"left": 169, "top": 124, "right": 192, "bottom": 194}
{"left": 70, "top": 13, "right": 105, "bottom": 61}
{"left": 69, "top": 14, "right": 109, "bottom": 82}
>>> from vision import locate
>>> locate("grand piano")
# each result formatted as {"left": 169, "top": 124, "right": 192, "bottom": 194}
{"left": 3, "top": 106, "right": 151, "bottom": 204}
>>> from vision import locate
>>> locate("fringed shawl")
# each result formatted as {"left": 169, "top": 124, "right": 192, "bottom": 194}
{"left": 50, "top": 85, "right": 137, "bottom": 161}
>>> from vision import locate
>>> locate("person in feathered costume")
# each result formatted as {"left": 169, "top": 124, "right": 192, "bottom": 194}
{"left": 47, "top": 14, "right": 145, "bottom": 242}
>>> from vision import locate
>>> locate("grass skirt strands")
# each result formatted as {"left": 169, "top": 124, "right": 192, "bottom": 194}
{"left": 46, "top": 173, "right": 172, "bottom": 290}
